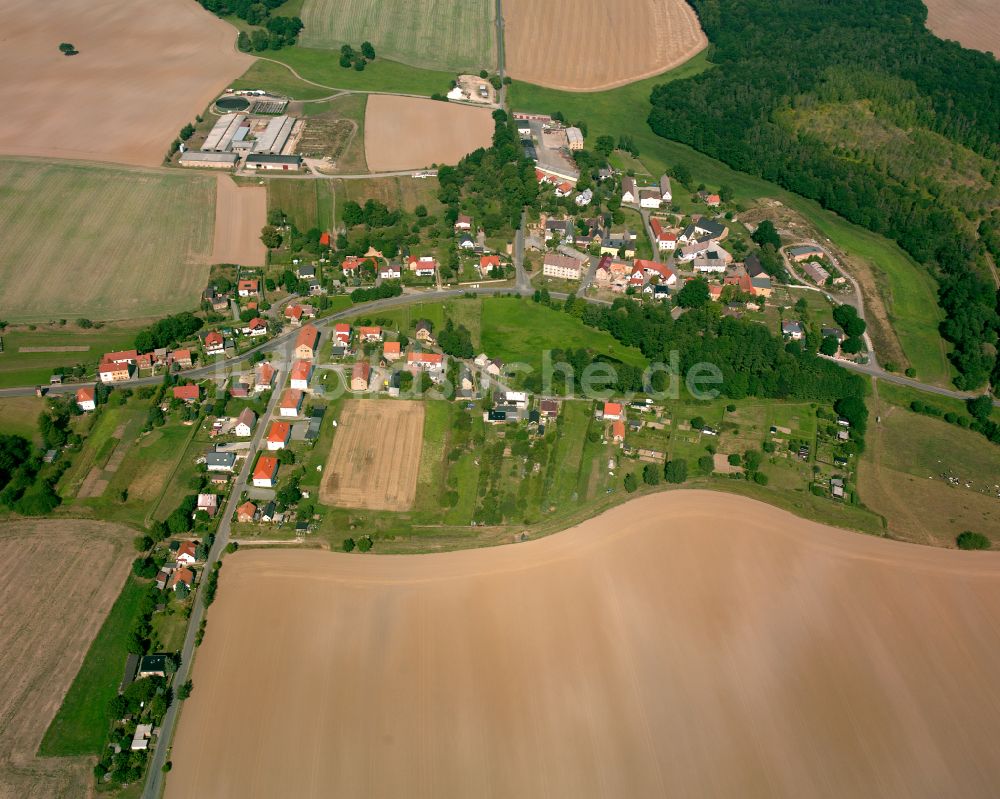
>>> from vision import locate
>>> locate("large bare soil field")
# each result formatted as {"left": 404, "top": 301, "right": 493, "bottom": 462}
{"left": 0, "top": 0, "right": 251, "bottom": 167}
{"left": 0, "top": 160, "right": 216, "bottom": 323}
{"left": 319, "top": 399, "right": 424, "bottom": 510}
{"left": 167, "top": 491, "right": 1000, "bottom": 798}
{"left": 0, "top": 520, "right": 134, "bottom": 799}
{"left": 923, "top": 0, "right": 1000, "bottom": 55}
{"left": 364, "top": 96, "right": 495, "bottom": 171}
{"left": 504, "top": 0, "right": 707, "bottom": 91}
{"left": 212, "top": 176, "right": 267, "bottom": 266}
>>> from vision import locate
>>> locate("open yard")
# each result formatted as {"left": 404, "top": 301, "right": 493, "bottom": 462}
{"left": 167, "top": 491, "right": 1000, "bottom": 798}
{"left": 364, "top": 95, "right": 495, "bottom": 171}
{"left": 0, "top": 0, "right": 251, "bottom": 166}
{"left": 319, "top": 399, "right": 425, "bottom": 510}
{"left": 298, "top": 0, "right": 495, "bottom": 72}
{"left": 504, "top": 0, "right": 706, "bottom": 91}
{"left": 0, "top": 520, "right": 134, "bottom": 798}
{"left": 0, "top": 160, "right": 216, "bottom": 322}
{"left": 212, "top": 174, "right": 266, "bottom": 266}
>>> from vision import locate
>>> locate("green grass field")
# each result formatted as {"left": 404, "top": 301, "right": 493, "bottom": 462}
{"left": 507, "top": 56, "right": 951, "bottom": 384}
{"left": 39, "top": 576, "right": 147, "bottom": 756}
{"left": 0, "top": 160, "right": 216, "bottom": 323}
{"left": 249, "top": 48, "right": 456, "bottom": 97}
{"left": 0, "top": 396, "right": 44, "bottom": 440}
{"left": 298, "top": 0, "right": 495, "bottom": 72}
{"left": 0, "top": 324, "right": 142, "bottom": 388}
{"left": 268, "top": 179, "right": 338, "bottom": 232}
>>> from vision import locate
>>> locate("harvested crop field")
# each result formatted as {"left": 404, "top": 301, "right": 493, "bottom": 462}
{"left": 504, "top": 0, "right": 707, "bottom": 91}
{"left": 0, "top": 520, "right": 134, "bottom": 799}
{"left": 0, "top": 160, "right": 216, "bottom": 322}
{"left": 923, "top": 0, "right": 1000, "bottom": 55}
{"left": 167, "top": 491, "right": 1000, "bottom": 798}
{"left": 212, "top": 175, "right": 266, "bottom": 266}
{"left": 364, "top": 95, "right": 494, "bottom": 171}
{"left": 299, "top": 0, "right": 495, "bottom": 72}
{"left": 319, "top": 399, "right": 424, "bottom": 510}
{"left": 0, "top": 0, "right": 251, "bottom": 167}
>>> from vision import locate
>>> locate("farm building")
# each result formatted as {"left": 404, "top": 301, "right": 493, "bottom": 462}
{"left": 245, "top": 154, "right": 303, "bottom": 172}
{"left": 202, "top": 113, "right": 247, "bottom": 152}
{"left": 252, "top": 115, "right": 295, "bottom": 154}
{"left": 179, "top": 151, "right": 239, "bottom": 169}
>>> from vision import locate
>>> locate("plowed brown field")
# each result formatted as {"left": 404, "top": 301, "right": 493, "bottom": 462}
{"left": 211, "top": 176, "right": 266, "bottom": 266}
{"left": 166, "top": 491, "right": 1000, "bottom": 799}
{"left": 924, "top": 0, "right": 1000, "bottom": 54}
{"left": 0, "top": 0, "right": 251, "bottom": 167}
{"left": 0, "top": 520, "right": 134, "bottom": 799}
{"left": 319, "top": 399, "right": 424, "bottom": 510}
{"left": 504, "top": 0, "right": 707, "bottom": 91}
{"left": 364, "top": 96, "right": 495, "bottom": 171}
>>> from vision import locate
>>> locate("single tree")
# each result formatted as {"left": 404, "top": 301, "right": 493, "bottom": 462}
{"left": 623, "top": 472, "right": 639, "bottom": 493}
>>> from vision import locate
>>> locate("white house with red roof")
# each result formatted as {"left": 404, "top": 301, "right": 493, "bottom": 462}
{"left": 234, "top": 407, "right": 257, "bottom": 437}
{"left": 634, "top": 259, "right": 677, "bottom": 286}
{"left": 333, "top": 323, "right": 351, "bottom": 345}
{"left": 204, "top": 331, "right": 225, "bottom": 356}
{"left": 237, "top": 279, "right": 259, "bottom": 297}
{"left": 174, "top": 540, "right": 198, "bottom": 566}
{"left": 407, "top": 352, "right": 444, "bottom": 372}
{"left": 241, "top": 317, "right": 268, "bottom": 337}
{"left": 602, "top": 402, "right": 623, "bottom": 421}
{"left": 253, "top": 456, "right": 279, "bottom": 488}
{"left": 480, "top": 255, "right": 501, "bottom": 274}
{"left": 284, "top": 304, "right": 303, "bottom": 325}
{"left": 407, "top": 256, "right": 437, "bottom": 277}
{"left": 650, "top": 218, "right": 678, "bottom": 251}
{"left": 75, "top": 386, "right": 96, "bottom": 411}
{"left": 290, "top": 359, "right": 313, "bottom": 390}
{"left": 279, "top": 389, "right": 303, "bottom": 417}
{"left": 454, "top": 214, "right": 473, "bottom": 231}
{"left": 266, "top": 421, "right": 291, "bottom": 451}
{"left": 358, "top": 326, "right": 382, "bottom": 342}
{"left": 255, "top": 362, "right": 275, "bottom": 392}
{"left": 341, "top": 256, "right": 373, "bottom": 277}
{"left": 379, "top": 262, "right": 402, "bottom": 280}
{"left": 104, "top": 350, "right": 138, "bottom": 365}
{"left": 173, "top": 384, "right": 200, "bottom": 403}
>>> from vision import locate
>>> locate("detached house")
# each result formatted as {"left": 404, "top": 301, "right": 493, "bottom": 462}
{"left": 234, "top": 407, "right": 256, "bottom": 437}
{"left": 379, "top": 262, "right": 401, "bottom": 280}
{"left": 237, "top": 501, "right": 257, "bottom": 523}
{"left": 294, "top": 324, "right": 319, "bottom": 359}
{"left": 407, "top": 256, "right": 437, "bottom": 277}
{"left": 480, "top": 255, "right": 501, "bottom": 275}
{"left": 255, "top": 362, "right": 275, "bottom": 392}
{"left": 333, "top": 323, "right": 351, "bottom": 345}
{"left": 242, "top": 317, "right": 268, "bottom": 337}
{"left": 237, "top": 279, "right": 259, "bottom": 297}
{"left": 290, "top": 359, "right": 313, "bottom": 391}
{"left": 454, "top": 214, "right": 473, "bottom": 231}
{"left": 621, "top": 176, "right": 638, "bottom": 204}
{"left": 284, "top": 304, "right": 303, "bottom": 325}
{"left": 383, "top": 341, "right": 402, "bottom": 361}
{"left": 266, "top": 421, "right": 291, "bottom": 450}
{"left": 634, "top": 259, "right": 677, "bottom": 286}
{"left": 358, "top": 326, "right": 382, "bottom": 342}
{"left": 407, "top": 352, "right": 444, "bottom": 373}
{"left": 782, "top": 320, "right": 805, "bottom": 340}
{"left": 204, "top": 331, "right": 225, "bottom": 356}
{"left": 279, "top": 389, "right": 303, "bottom": 417}
{"left": 341, "top": 256, "right": 373, "bottom": 277}
{"left": 602, "top": 402, "right": 623, "bottom": 421}
{"left": 351, "top": 361, "right": 371, "bottom": 391}
{"left": 76, "top": 386, "right": 96, "bottom": 411}
{"left": 659, "top": 175, "right": 672, "bottom": 203}
{"left": 173, "top": 384, "right": 200, "bottom": 403}
{"left": 638, "top": 188, "right": 662, "bottom": 209}
{"left": 650, "top": 218, "right": 677, "bottom": 251}
{"left": 99, "top": 361, "right": 131, "bottom": 384}
{"left": 252, "top": 456, "right": 279, "bottom": 488}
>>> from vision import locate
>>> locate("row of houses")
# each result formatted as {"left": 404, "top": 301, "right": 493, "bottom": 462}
{"left": 97, "top": 347, "right": 194, "bottom": 384}
{"left": 340, "top": 255, "right": 438, "bottom": 280}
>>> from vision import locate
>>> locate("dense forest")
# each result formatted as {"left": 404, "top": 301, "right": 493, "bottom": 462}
{"left": 196, "top": 0, "right": 303, "bottom": 50}
{"left": 648, "top": 0, "right": 1000, "bottom": 389}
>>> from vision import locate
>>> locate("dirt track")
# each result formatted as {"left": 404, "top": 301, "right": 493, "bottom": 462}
{"left": 0, "top": 0, "right": 251, "bottom": 167}
{"left": 0, "top": 520, "right": 134, "bottom": 799}
{"left": 211, "top": 176, "right": 266, "bottom": 267}
{"left": 504, "top": 0, "right": 707, "bottom": 91}
{"left": 364, "top": 96, "right": 494, "bottom": 171}
{"left": 319, "top": 399, "right": 424, "bottom": 510}
{"left": 167, "top": 490, "right": 1000, "bottom": 798}
{"left": 923, "top": 0, "right": 1000, "bottom": 54}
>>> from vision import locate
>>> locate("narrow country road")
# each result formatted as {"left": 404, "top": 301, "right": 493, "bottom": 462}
{"left": 142, "top": 367, "right": 284, "bottom": 798}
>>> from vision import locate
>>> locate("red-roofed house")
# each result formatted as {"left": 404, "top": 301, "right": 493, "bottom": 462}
{"left": 104, "top": 350, "right": 138, "bottom": 365}
{"left": 407, "top": 352, "right": 444, "bottom": 372}
{"left": 204, "top": 331, "right": 225, "bottom": 356}
{"left": 76, "top": 386, "right": 96, "bottom": 411}
{"left": 650, "top": 218, "right": 678, "bottom": 251}
{"left": 383, "top": 341, "right": 401, "bottom": 361}
{"left": 136, "top": 352, "right": 154, "bottom": 371}
{"left": 294, "top": 325, "right": 319, "bottom": 359}
{"left": 319, "top": 231, "right": 331, "bottom": 247}
{"left": 407, "top": 256, "right": 437, "bottom": 277}
{"left": 255, "top": 362, "right": 275, "bottom": 391}
{"left": 173, "top": 384, "right": 200, "bottom": 403}
{"left": 237, "top": 279, "right": 259, "bottom": 297}
{"left": 237, "top": 501, "right": 257, "bottom": 523}
{"left": 253, "top": 456, "right": 279, "bottom": 488}
{"left": 480, "top": 255, "right": 501, "bottom": 274}
{"left": 279, "top": 389, "right": 303, "bottom": 417}
{"left": 555, "top": 182, "right": 573, "bottom": 198}
{"left": 170, "top": 349, "right": 193, "bottom": 368}
{"left": 169, "top": 567, "right": 195, "bottom": 592}
{"left": 602, "top": 402, "right": 623, "bottom": 421}
{"left": 266, "top": 422, "right": 291, "bottom": 451}
{"left": 612, "top": 419, "right": 625, "bottom": 443}
{"left": 454, "top": 214, "right": 472, "bottom": 231}
{"left": 358, "top": 326, "right": 382, "bottom": 342}
{"left": 290, "top": 359, "right": 313, "bottom": 390}
{"left": 341, "top": 256, "right": 373, "bottom": 276}
{"left": 634, "top": 259, "right": 677, "bottom": 286}
{"left": 351, "top": 361, "right": 371, "bottom": 391}
{"left": 705, "top": 194, "right": 721, "bottom": 207}
{"left": 99, "top": 361, "right": 131, "bottom": 384}
{"left": 175, "top": 540, "right": 198, "bottom": 566}
{"left": 379, "top": 262, "right": 401, "bottom": 280}
{"left": 333, "top": 323, "right": 351, "bottom": 345}
{"left": 284, "top": 304, "right": 303, "bottom": 325}
{"left": 242, "top": 318, "right": 267, "bottom": 337}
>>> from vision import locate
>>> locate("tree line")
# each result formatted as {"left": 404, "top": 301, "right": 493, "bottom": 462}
{"left": 647, "top": 0, "right": 1000, "bottom": 389}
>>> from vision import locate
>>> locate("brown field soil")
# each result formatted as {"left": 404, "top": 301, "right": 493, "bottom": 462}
{"left": 319, "top": 399, "right": 424, "bottom": 510}
{"left": 211, "top": 175, "right": 267, "bottom": 267}
{"left": 167, "top": 490, "right": 1000, "bottom": 799}
{"left": 504, "top": 0, "right": 707, "bottom": 91}
{"left": 363, "top": 95, "right": 495, "bottom": 171}
{"left": 923, "top": 0, "right": 1000, "bottom": 55}
{"left": 0, "top": 520, "right": 134, "bottom": 799}
{"left": 0, "top": 0, "right": 251, "bottom": 167}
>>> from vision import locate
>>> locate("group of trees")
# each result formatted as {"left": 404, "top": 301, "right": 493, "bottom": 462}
{"left": 350, "top": 282, "right": 402, "bottom": 303}
{"left": 197, "top": 0, "right": 303, "bottom": 50}
{"left": 339, "top": 41, "right": 376, "bottom": 70}
{"left": 134, "top": 312, "right": 203, "bottom": 353}
{"left": 437, "top": 319, "right": 474, "bottom": 359}
{"left": 648, "top": 0, "right": 1000, "bottom": 389}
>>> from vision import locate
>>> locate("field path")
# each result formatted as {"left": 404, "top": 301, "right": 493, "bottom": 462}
{"left": 167, "top": 490, "right": 1000, "bottom": 798}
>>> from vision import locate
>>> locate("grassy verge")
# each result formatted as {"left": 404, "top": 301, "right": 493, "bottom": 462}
{"left": 507, "top": 56, "right": 951, "bottom": 384}
{"left": 39, "top": 576, "right": 147, "bottom": 756}
{"left": 0, "top": 396, "right": 45, "bottom": 441}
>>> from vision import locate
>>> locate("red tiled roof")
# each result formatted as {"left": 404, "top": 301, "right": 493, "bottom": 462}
{"left": 352, "top": 361, "right": 371, "bottom": 380}
{"left": 383, "top": 341, "right": 400, "bottom": 355}
{"left": 285, "top": 304, "right": 303, "bottom": 320}
{"left": 76, "top": 386, "right": 95, "bottom": 403}
{"left": 205, "top": 331, "right": 224, "bottom": 346}
{"left": 290, "top": 359, "right": 312, "bottom": 381}
{"left": 407, "top": 352, "right": 443, "bottom": 365}
{"left": 105, "top": 349, "right": 138, "bottom": 363}
{"left": 480, "top": 255, "right": 501, "bottom": 270}
{"left": 295, "top": 325, "right": 319, "bottom": 350}
{"left": 603, "top": 402, "right": 623, "bottom": 417}
{"left": 319, "top": 231, "right": 331, "bottom": 246}
{"left": 280, "top": 388, "right": 303, "bottom": 409}
{"left": 256, "top": 362, "right": 274, "bottom": 385}
{"left": 237, "top": 501, "right": 257, "bottom": 520}
{"left": 612, "top": 419, "right": 625, "bottom": 439}
{"left": 253, "top": 456, "right": 279, "bottom": 481}
{"left": 173, "top": 384, "right": 200, "bottom": 401}
{"left": 267, "top": 422, "right": 290, "bottom": 443}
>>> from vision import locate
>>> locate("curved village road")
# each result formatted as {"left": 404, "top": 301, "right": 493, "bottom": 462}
{"left": 0, "top": 286, "right": 995, "bottom": 405}
{"left": 141, "top": 368, "right": 283, "bottom": 798}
